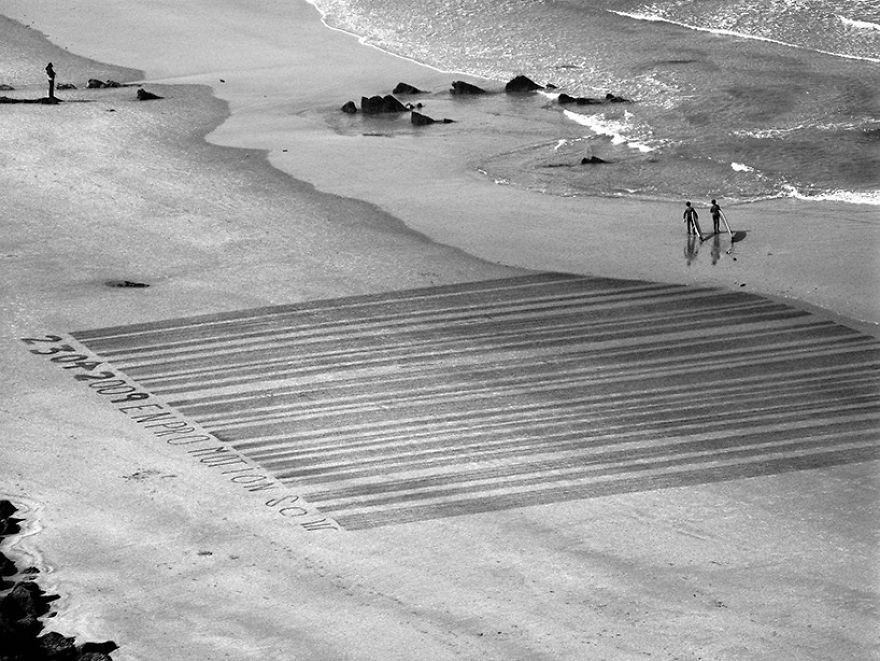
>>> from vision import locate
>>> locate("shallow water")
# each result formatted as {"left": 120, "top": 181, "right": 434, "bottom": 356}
{"left": 308, "top": 0, "right": 880, "bottom": 205}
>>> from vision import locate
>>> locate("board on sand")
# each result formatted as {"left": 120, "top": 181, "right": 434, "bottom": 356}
{"left": 701, "top": 230, "right": 747, "bottom": 243}
{"left": 720, "top": 209, "right": 745, "bottom": 240}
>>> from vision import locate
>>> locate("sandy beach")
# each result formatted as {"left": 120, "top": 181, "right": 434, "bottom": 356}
{"left": 3, "top": 0, "right": 879, "bottom": 327}
{"left": 1, "top": 1, "right": 878, "bottom": 659}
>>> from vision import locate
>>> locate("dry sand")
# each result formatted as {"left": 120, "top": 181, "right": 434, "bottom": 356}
{"left": 1, "top": 2, "right": 878, "bottom": 660}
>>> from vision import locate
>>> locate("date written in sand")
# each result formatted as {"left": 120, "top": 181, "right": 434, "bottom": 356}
{"left": 20, "top": 334, "right": 338, "bottom": 532}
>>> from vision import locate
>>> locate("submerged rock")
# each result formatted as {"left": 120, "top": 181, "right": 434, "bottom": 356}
{"left": 411, "top": 111, "right": 455, "bottom": 126}
{"left": 581, "top": 156, "right": 608, "bottom": 164}
{"left": 411, "top": 111, "right": 435, "bottom": 126}
{"left": 557, "top": 93, "right": 601, "bottom": 105}
{"left": 605, "top": 92, "right": 632, "bottom": 103}
{"left": 341, "top": 100, "right": 358, "bottom": 114}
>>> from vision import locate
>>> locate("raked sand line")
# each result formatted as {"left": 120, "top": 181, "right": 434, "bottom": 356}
{"left": 21, "top": 273, "right": 879, "bottom": 531}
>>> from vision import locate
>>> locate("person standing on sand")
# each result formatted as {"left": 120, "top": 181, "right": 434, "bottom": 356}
{"left": 683, "top": 201, "right": 701, "bottom": 237}
{"left": 45, "top": 62, "right": 55, "bottom": 99}
{"left": 710, "top": 199, "right": 722, "bottom": 234}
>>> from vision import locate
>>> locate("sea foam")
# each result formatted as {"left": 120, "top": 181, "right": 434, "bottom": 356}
{"left": 563, "top": 109, "right": 655, "bottom": 153}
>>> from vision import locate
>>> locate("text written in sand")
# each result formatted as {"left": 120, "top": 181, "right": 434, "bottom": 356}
{"left": 20, "top": 334, "right": 339, "bottom": 532}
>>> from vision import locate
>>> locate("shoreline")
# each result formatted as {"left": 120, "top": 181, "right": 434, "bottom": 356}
{"left": 2, "top": 0, "right": 878, "bottom": 330}
{"left": 0, "top": 19, "right": 525, "bottom": 656}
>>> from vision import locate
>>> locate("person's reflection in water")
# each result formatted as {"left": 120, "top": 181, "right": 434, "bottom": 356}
{"left": 710, "top": 233, "right": 722, "bottom": 265}
{"left": 685, "top": 233, "right": 700, "bottom": 266}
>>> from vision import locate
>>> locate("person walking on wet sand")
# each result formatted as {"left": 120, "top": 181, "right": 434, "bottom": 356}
{"left": 45, "top": 62, "right": 56, "bottom": 99}
{"left": 710, "top": 199, "right": 722, "bottom": 234}
{"left": 683, "top": 201, "right": 702, "bottom": 237}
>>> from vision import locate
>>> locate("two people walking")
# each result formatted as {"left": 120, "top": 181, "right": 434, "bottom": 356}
{"left": 684, "top": 199, "right": 726, "bottom": 239}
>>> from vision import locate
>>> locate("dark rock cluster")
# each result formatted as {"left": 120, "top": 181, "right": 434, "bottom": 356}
{"left": 0, "top": 96, "right": 61, "bottom": 105}
{"left": 341, "top": 94, "right": 418, "bottom": 114}
{"left": 340, "top": 88, "right": 457, "bottom": 125}
{"left": 361, "top": 94, "right": 409, "bottom": 114}
{"left": 86, "top": 79, "right": 123, "bottom": 88}
{"left": 0, "top": 501, "right": 119, "bottom": 661}
{"left": 337, "top": 75, "right": 633, "bottom": 137}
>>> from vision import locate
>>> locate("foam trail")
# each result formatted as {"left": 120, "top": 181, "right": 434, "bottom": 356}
{"left": 608, "top": 10, "right": 880, "bottom": 64}
{"left": 836, "top": 15, "right": 880, "bottom": 32}
{"left": 782, "top": 185, "right": 880, "bottom": 206}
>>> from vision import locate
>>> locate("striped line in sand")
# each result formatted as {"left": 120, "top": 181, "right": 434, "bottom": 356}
{"left": 73, "top": 274, "right": 880, "bottom": 530}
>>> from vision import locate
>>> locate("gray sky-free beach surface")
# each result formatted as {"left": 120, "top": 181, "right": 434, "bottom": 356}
{"left": 1, "top": 2, "right": 878, "bottom": 659}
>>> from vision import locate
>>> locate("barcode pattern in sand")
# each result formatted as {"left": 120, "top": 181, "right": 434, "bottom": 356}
{"left": 72, "top": 274, "right": 880, "bottom": 529}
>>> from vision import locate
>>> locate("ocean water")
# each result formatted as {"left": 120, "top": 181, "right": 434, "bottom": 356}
{"left": 307, "top": 0, "right": 880, "bottom": 205}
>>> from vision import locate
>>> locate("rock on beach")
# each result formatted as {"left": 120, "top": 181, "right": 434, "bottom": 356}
{"left": 0, "top": 500, "right": 120, "bottom": 661}
{"left": 505, "top": 75, "right": 544, "bottom": 93}
{"left": 361, "top": 94, "right": 408, "bottom": 114}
